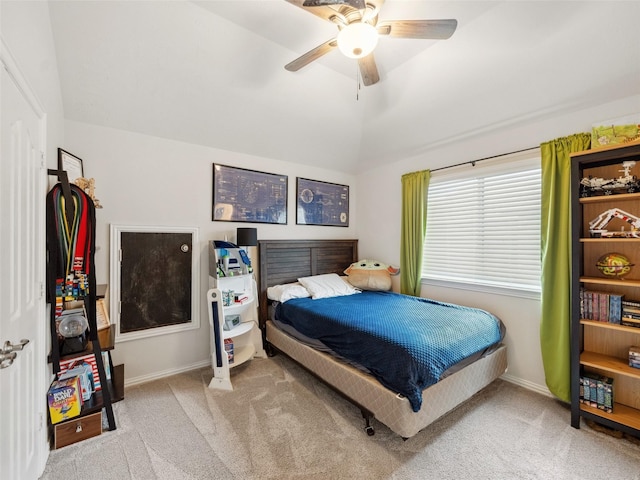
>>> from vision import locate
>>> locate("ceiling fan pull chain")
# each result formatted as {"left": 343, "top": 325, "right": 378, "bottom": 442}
{"left": 356, "top": 62, "right": 361, "bottom": 101}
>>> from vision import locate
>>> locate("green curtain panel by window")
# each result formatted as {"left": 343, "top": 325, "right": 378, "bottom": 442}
{"left": 540, "top": 133, "right": 591, "bottom": 403}
{"left": 401, "top": 170, "right": 430, "bottom": 296}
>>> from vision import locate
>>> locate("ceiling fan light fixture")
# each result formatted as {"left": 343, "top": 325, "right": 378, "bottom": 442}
{"left": 337, "top": 22, "right": 378, "bottom": 59}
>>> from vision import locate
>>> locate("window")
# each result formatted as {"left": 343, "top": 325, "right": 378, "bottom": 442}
{"left": 422, "top": 152, "right": 541, "bottom": 294}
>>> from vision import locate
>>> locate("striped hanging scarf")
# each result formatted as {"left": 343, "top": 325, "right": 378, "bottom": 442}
{"left": 50, "top": 184, "right": 92, "bottom": 301}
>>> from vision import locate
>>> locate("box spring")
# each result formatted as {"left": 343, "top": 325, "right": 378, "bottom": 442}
{"left": 266, "top": 320, "right": 507, "bottom": 438}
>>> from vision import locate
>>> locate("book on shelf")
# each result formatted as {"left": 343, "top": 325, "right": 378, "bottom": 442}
{"left": 580, "top": 373, "right": 613, "bottom": 413}
{"left": 622, "top": 299, "right": 640, "bottom": 309}
{"left": 630, "top": 346, "right": 640, "bottom": 369}
{"left": 621, "top": 316, "right": 640, "bottom": 328}
{"left": 580, "top": 376, "right": 589, "bottom": 404}
{"left": 580, "top": 289, "right": 623, "bottom": 323}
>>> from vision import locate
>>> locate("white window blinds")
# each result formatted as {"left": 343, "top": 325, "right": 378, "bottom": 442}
{"left": 423, "top": 162, "right": 541, "bottom": 292}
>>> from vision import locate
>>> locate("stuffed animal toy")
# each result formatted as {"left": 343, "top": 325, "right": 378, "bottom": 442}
{"left": 74, "top": 177, "right": 102, "bottom": 209}
{"left": 344, "top": 259, "right": 400, "bottom": 291}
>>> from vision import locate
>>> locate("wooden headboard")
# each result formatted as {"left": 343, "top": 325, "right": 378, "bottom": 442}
{"left": 257, "top": 239, "right": 358, "bottom": 329}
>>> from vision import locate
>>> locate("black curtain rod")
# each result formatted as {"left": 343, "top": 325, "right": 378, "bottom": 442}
{"left": 430, "top": 146, "right": 539, "bottom": 173}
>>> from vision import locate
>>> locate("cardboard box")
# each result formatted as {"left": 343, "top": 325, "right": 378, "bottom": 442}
{"left": 58, "top": 364, "right": 94, "bottom": 402}
{"left": 59, "top": 352, "right": 110, "bottom": 391}
{"left": 224, "top": 338, "right": 234, "bottom": 364}
{"left": 48, "top": 377, "right": 83, "bottom": 425}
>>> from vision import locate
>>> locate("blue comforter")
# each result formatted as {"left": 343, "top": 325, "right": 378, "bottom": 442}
{"left": 274, "top": 291, "right": 504, "bottom": 412}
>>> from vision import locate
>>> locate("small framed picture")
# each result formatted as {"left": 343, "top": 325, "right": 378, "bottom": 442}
{"left": 58, "top": 148, "right": 84, "bottom": 184}
{"left": 95, "top": 299, "right": 111, "bottom": 331}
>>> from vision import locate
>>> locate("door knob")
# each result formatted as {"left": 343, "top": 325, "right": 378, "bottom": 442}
{"left": 0, "top": 351, "right": 17, "bottom": 369}
{"left": 2, "top": 339, "right": 29, "bottom": 354}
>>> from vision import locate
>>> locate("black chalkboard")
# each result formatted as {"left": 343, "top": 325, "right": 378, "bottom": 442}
{"left": 119, "top": 232, "right": 193, "bottom": 333}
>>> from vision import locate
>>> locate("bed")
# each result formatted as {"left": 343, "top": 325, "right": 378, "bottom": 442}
{"left": 257, "top": 239, "right": 508, "bottom": 438}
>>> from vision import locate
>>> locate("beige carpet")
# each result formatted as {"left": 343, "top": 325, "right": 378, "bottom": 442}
{"left": 40, "top": 355, "right": 640, "bottom": 479}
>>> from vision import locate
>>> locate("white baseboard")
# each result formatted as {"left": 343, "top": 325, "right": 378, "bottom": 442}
{"left": 122, "top": 359, "right": 555, "bottom": 402}
{"left": 500, "top": 372, "right": 553, "bottom": 398}
{"left": 124, "top": 359, "right": 211, "bottom": 387}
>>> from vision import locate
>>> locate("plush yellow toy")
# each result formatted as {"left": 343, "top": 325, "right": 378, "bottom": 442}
{"left": 344, "top": 259, "right": 400, "bottom": 291}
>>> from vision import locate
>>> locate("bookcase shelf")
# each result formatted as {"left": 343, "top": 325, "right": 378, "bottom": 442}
{"left": 570, "top": 141, "right": 640, "bottom": 439}
{"left": 580, "top": 351, "right": 640, "bottom": 380}
{"left": 580, "top": 403, "right": 640, "bottom": 431}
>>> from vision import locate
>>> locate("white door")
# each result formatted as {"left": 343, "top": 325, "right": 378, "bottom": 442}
{"left": 0, "top": 40, "right": 49, "bottom": 479}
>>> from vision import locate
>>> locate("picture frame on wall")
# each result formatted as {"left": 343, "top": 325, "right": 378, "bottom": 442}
{"left": 212, "top": 164, "right": 288, "bottom": 224}
{"left": 57, "top": 148, "right": 84, "bottom": 184}
{"left": 296, "top": 177, "right": 349, "bottom": 227}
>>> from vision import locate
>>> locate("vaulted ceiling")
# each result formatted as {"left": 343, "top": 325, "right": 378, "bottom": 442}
{"left": 48, "top": 1, "right": 640, "bottom": 174}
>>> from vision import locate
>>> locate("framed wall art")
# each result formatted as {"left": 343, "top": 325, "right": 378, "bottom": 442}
{"left": 57, "top": 148, "right": 84, "bottom": 184}
{"left": 296, "top": 178, "right": 349, "bottom": 227}
{"left": 212, "top": 164, "right": 288, "bottom": 224}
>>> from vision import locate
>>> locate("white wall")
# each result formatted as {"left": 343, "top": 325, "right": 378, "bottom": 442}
{"left": 64, "top": 120, "right": 357, "bottom": 384}
{"left": 1, "top": 0, "right": 65, "bottom": 169}
{"left": 357, "top": 94, "right": 640, "bottom": 395}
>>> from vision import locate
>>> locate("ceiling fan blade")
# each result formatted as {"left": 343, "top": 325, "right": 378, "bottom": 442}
{"left": 303, "top": 0, "right": 365, "bottom": 8}
{"left": 285, "top": 38, "right": 338, "bottom": 72}
{"left": 377, "top": 19, "right": 457, "bottom": 39}
{"left": 358, "top": 53, "right": 379, "bottom": 86}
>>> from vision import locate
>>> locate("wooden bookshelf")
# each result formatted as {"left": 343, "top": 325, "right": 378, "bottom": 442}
{"left": 570, "top": 141, "right": 640, "bottom": 438}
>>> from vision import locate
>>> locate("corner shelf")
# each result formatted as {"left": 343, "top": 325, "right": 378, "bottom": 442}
{"left": 223, "top": 321, "right": 254, "bottom": 340}
{"left": 207, "top": 242, "right": 266, "bottom": 390}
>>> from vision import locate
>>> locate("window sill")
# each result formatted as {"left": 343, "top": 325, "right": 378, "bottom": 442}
{"left": 421, "top": 277, "right": 540, "bottom": 301}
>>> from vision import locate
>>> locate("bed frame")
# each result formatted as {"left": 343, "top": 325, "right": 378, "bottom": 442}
{"left": 257, "top": 239, "right": 507, "bottom": 438}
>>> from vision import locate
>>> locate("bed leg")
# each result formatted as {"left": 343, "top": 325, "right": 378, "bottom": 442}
{"left": 361, "top": 410, "right": 375, "bottom": 436}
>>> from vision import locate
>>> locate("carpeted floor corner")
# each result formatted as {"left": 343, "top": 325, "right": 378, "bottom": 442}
{"left": 40, "top": 355, "right": 640, "bottom": 479}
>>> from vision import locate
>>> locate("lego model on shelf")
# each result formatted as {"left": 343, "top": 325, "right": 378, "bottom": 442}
{"left": 207, "top": 240, "right": 266, "bottom": 390}
{"left": 570, "top": 141, "right": 640, "bottom": 438}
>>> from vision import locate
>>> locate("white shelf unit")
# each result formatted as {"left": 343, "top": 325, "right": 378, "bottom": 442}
{"left": 207, "top": 271, "right": 266, "bottom": 391}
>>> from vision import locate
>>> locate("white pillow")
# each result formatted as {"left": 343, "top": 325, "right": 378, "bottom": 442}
{"left": 267, "top": 282, "right": 311, "bottom": 303}
{"left": 297, "top": 273, "right": 360, "bottom": 300}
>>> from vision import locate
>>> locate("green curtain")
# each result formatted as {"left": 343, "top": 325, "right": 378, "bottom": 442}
{"left": 400, "top": 170, "right": 430, "bottom": 296}
{"left": 540, "top": 132, "right": 591, "bottom": 403}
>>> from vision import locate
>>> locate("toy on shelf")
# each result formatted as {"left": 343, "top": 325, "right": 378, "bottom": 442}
{"left": 596, "top": 253, "right": 633, "bottom": 278}
{"left": 580, "top": 161, "right": 640, "bottom": 197}
{"left": 589, "top": 207, "right": 640, "bottom": 238}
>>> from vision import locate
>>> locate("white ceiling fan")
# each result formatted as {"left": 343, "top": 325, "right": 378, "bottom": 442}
{"left": 284, "top": 0, "right": 458, "bottom": 86}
